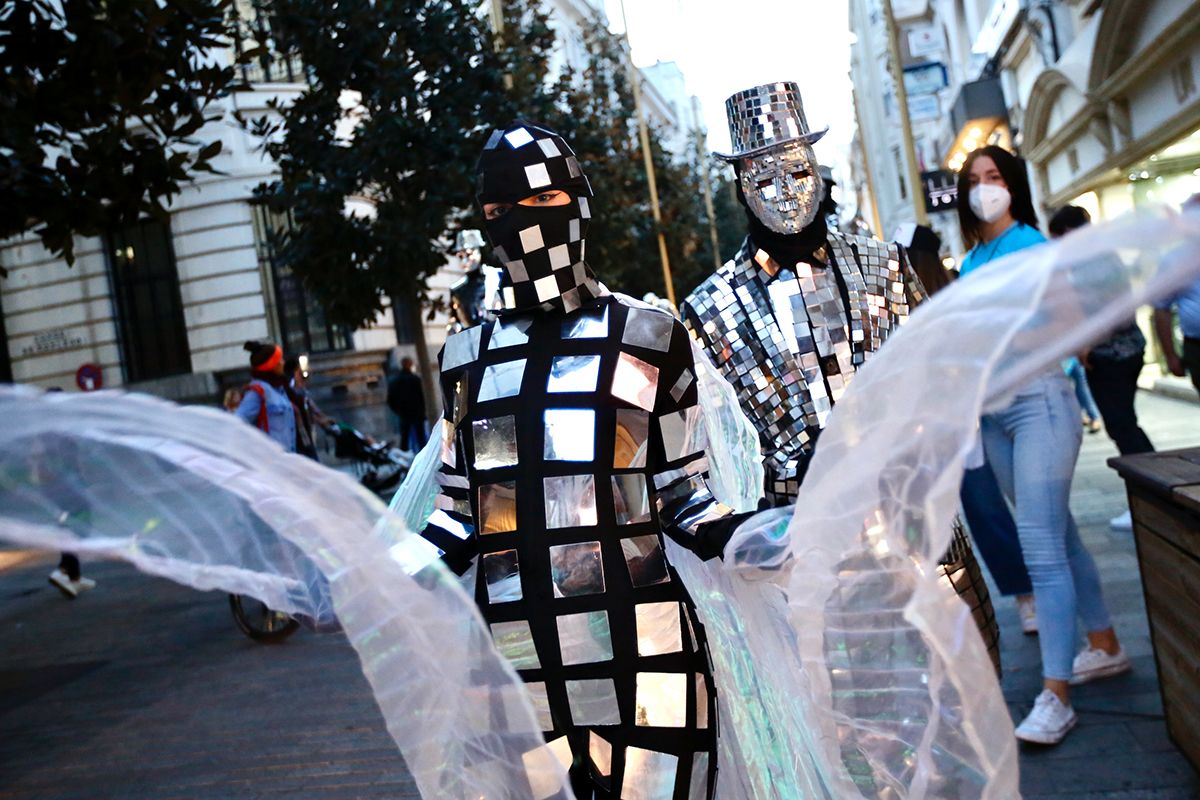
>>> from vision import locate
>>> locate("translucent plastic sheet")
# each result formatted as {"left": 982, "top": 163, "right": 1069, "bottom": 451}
{"left": 1, "top": 207, "right": 1198, "bottom": 799}
{"left": 387, "top": 431, "right": 441, "bottom": 533}
{"left": 0, "top": 392, "right": 569, "bottom": 800}
{"left": 691, "top": 338, "right": 766, "bottom": 513}
{"left": 668, "top": 206, "right": 1200, "bottom": 799}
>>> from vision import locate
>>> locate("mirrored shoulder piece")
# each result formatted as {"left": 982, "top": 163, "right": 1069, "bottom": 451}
{"left": 681, "top": 231, "right": 923, "bottom": 505}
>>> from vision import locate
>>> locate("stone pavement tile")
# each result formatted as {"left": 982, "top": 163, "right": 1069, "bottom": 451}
{"left": 1072, "top": 690, "right": 1168, "bottom": 719}
{"left": 0, "top": 562, "right": 421, "bottom": 799}
{"left": 1127, "top": 719, "right": 1187, "bottom": 754}
{"left": 1020, "top": 749, "right": 1200, "bottom": 796}
{"left": 1021, "top": 718, "right": 1141, "bottom": 761}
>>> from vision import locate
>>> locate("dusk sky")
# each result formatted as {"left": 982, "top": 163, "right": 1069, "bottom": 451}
{"left": 603, "top": 0, "right": 858, "bottom": 181}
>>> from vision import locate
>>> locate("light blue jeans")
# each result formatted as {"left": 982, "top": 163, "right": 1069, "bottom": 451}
{"left": 981, "top": 374, "right": 1113, "bottom": 681}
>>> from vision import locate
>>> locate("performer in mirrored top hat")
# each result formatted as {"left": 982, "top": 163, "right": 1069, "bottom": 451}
{"left": 417, "top": 120, "right": 748, "bottom": 799}
{"left": 681, "top": 82, "right": 930, "bottom": 506}
{"left": 680, "top": 82, "right": 999, "bottom": 668}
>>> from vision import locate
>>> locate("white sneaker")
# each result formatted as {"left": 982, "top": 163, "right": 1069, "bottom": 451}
{"left": 48, "top": 568, "right": 79, "bottom": 598}
{"left": 1110, "top": 510, "right": 1133, "bottom": 531}
{"left": 1016, "top": 595, "right": 1038, "bottom": 635}
{"left": 1070, "top": 646, "right": 1132, "bottom": 685}
{"left": 72, "top": 577, "right": 97, "bottom": 595}
{"left": 1015, "top": 689, "right": 1077, "bottom": 745}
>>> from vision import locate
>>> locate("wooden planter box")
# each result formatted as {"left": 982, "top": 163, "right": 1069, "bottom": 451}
{"left": 1109, "top": 447, "right": 1200, "bottom": 773}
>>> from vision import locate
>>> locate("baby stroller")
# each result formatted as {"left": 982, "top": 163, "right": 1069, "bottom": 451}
{"left": 325, "top": 422, "right": 412, "bottom": 497}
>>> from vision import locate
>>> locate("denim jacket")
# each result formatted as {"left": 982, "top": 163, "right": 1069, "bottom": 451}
{"left": 236, "top": 379, "right": 297, "bottom": 453}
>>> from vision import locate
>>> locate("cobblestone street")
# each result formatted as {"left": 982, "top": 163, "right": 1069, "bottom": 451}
{"left": 1, "top": 393, "right": 1198, "bottom": 799}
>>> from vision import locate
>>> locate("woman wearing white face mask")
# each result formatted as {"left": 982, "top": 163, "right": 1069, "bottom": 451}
{"left": 955, "top": 147, "right": 1130, "bottom": 747}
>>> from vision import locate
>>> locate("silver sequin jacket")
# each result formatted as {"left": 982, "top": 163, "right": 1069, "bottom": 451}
{"left": 681, "top": 232, "right": 926, "bottom": 505}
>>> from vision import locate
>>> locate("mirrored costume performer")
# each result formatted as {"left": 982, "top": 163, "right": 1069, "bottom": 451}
{"left": 680, "top": 83, "right": 999, "bottom": 666}
{"left": 8, "top": 196, "right": 1200, "bottom": 800}
{"left": 448, "top": 229, "right": 502, "bottom": 333}
{"left": 417, "top": 121, "right": 742, "bottom": 799}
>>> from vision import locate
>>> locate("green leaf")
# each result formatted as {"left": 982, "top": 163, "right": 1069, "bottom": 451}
{"left": 196, "top": 139, "right": 223, "bottom": 160}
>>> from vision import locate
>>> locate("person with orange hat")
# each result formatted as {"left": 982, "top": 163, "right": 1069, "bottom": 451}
{"left": 235, "top": 341, "right": 298, "bottom": 454}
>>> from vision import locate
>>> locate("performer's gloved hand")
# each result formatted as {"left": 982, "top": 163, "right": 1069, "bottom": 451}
{"left": 690, "top": 511, "right": 760, "bottom": 561}
{"left": 721, "top": 504, "right": 795, "bottom": 578}
{"left": 659, "top": 495, "right": 770, "bottom": 561}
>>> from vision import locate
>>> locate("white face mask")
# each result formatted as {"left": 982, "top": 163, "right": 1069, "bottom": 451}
{"left": 968, "top": 183, "right": 1012, "bottom": 223}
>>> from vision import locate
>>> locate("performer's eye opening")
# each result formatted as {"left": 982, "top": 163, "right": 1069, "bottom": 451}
{"left": 756, "top": 179, "right": 773, "bottom": 189}
{"left": 483, "top": 202, "right": 513, "bottom": 220}
{"left": 517, "top": 190, "right": 571, "bottom": 208}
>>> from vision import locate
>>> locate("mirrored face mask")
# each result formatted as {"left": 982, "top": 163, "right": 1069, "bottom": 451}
{"left": 738, "top": 142, "right": 825, "bottom": 235}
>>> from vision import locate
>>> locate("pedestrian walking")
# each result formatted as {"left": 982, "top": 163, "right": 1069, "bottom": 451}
{"left": 895, "top": 223, "right": 954, "bottom": 294}
{"left": 386, "top": 357, "right": 426, "bottom": 453}
{"left": 1050, "top": 204, "right": 1156, "bottom": 531}
{"left": 235, "top": 341, "right": 299, "bottom": 454}
{"left": 48, "top": 552, "right": 95, "bottom": 598}
{"left": 899, "top": 225, "right": 1036, "bottom": 635}
{"left": 39, "top": 388, "right": 96, "bottom": 598}
{"left": 285, "top": 355, "right": 333, "bottom": 461}
{"left": 957, "top": 146, "right": 1129, "bottom": 745}
{"left": 222, "top": 387, "right": 243, "bottom": 413}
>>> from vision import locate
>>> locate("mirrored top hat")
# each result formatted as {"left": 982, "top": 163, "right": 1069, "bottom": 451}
{"left": 714, "top": 81, "right": 827, "bottom": 161}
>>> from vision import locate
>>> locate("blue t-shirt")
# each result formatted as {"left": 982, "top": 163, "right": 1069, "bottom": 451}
{"left": 959, "top": 222, "right": 1047, "bottom": 277}
{"left": 1153, "top": 275, "right": 1200, "bottom": 339}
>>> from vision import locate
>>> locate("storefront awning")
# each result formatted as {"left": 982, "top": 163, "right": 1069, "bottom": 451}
{"left": 944, "top": 78, "right": 1012, "bottom": 171}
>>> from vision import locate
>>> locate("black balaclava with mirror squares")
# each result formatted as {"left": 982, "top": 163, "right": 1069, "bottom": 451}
{"left": 476, "top": 121, "right": 601, "bottom": 315}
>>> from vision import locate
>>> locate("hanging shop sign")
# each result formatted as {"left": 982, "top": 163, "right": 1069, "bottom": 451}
{"left": 922, "top": 170, "right": 959, "bottom": 214}
{"left": 907, "top": 25, "right": 943, "bottom": 60}
{"left": 908, "top": 95, "right": 941, "bottom": 122}
{"left": 972, "top": 0, "right": 1021, "bottom": 58}
{"left": 903, "top": 62, "right": 949, "bottom": 97}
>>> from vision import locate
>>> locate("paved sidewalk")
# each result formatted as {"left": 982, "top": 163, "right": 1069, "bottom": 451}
{"left": 0, "top": 560, "right": 417, "bottom": 798}
{"left": 1, "top": 393, "right": 1198, "bottom": 798}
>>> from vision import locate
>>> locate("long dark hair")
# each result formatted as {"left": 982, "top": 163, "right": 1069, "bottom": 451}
{"left": 956, "top": 145, "right": 1040, "bottom": 250}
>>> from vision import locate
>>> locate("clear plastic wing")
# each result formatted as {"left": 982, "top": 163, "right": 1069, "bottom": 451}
{"left": 0, "top": 390, "right": 571, "bottom": 800}
{"left": 670, "top": 206, "right": 1200, "bottom": 799}
{"left": 1, "top": 207, "right": 1197, "bottom": 799}
{"left": 691, "top": 339, "right": 766, "bottom": 513}
{"left": 386, "top": 429, "right": 441, "bottom": 533}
